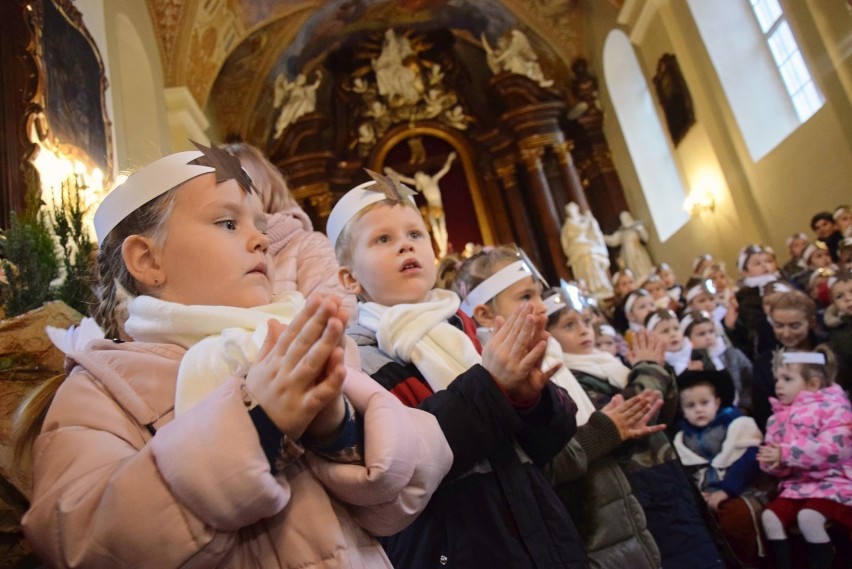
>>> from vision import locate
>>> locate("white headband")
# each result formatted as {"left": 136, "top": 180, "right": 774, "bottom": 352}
{"left": 802, "top": 242, "right": 827, "bottom": 264}
{"left": 460, "top": 260, "right": 533, "bottom": 316}
{"left": 646, "top": 311, "right": 675, "bottom": 331}
{"left": 597, "top": 324, "right": 616, "bottom": 338}
{"left": 544, "top": 293, "right": 568, "bottom": 316}
{"left": 781, "top": 352, "right": 826, "bottom": 365}
{"left": 624, "top": 290, "right": 648, "bottom": 317}
{"left": 94, "top": 151, "right": 211, "bottom": 244}
{"left": 326, "top": 175, "right": 417, "bottom": 248}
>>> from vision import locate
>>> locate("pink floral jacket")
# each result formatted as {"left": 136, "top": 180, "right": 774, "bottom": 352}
{"left": 761, "top": 384, "right": 852, "bottom": 505}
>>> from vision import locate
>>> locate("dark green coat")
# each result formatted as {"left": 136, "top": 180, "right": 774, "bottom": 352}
{"left": 571, "top": 362, "right": 724, "bottom": 569}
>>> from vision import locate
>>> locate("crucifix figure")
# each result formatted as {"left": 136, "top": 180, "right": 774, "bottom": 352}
{"left": 385, "top": 151, "right": 457, "bottom": 258}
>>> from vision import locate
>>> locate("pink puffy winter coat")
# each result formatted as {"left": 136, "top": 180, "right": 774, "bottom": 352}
{"left": 23, "top": 340, "right": 452, "bottom": 568}
{"left": 267, "top": 206, "right": 357, "bottom": 316}
{"left": 761, "top": 384, "right": 852, "bottom": 506}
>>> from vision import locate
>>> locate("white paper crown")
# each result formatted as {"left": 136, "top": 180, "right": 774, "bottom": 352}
{"left": 460, "top": 260, "right": 533, "bottom": 316}
{"left": 326, "top": 172, "right": 417, "bottom": 248}
{"left": 781, "top": 351, "right": 826, "bottom": 365}
{"left": 94, "top": 151, "right": 210, "bottom": 244}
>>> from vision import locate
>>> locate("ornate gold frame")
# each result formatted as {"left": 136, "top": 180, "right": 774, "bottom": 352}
{"left": 24, "top": 0, "right": 113, "bottom": 186}
{"left": 370, "top": 122, "right": 494, "bottom": 246}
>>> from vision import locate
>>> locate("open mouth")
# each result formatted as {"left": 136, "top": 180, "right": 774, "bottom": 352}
{"left": 400, "top": 259, "right": 421, "bottom": 272}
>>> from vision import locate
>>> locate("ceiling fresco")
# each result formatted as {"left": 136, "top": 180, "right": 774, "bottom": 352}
{"left": 146, "top": 0, "right": 591, "bottom": 144}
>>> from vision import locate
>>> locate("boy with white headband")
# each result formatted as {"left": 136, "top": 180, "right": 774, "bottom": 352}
{"left": 330, "top": 174, "right": 587, "bottom": 569}
{"left": 20, "top": 144, "right": 452, "bottom": 568}
{"left": 725, "top": 244, "right": 781, "bottom": 360}
{"left": 759, "top": 346, "right": 852, "bottom": 569}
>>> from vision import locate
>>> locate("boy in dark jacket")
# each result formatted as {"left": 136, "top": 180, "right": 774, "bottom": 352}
{"left": 328, "top": 173, "right": 587, "bottom": 569}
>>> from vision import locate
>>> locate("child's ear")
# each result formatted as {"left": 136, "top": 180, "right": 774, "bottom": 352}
{"left": 473, "top": 303, "right": 497, "bottom": 327}
{"left": 338, "top": 266, "right": 363, "bottom": 296}
{"left": 122, "top": 235, "right": 164, "bottom": 288}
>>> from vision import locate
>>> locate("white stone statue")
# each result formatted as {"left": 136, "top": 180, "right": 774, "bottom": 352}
{"left": 481, "top": 29, "right": 553, "bottom": 88}
{"left": 372, "top": 29, "right": 422, "bottom": 107}
{"left": 385, "top": 151, "right": 457, "bottom": 258}
{"left": 272, "top": 70, "right": 322, "bottom": 139}
{"left": 604, "top": 211, "right": 655, "bottom": 282}
{"left": 560, "top": 202, "right": 614, "bottom": 299}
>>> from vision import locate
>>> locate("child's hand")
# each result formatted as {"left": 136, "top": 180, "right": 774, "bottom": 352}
{"left": 627, "top": 330, "right": 665, "bottom": 366}
{"left": 601, "top": 391, "right": 666, "bottom": 441}
{"left": 246, "top": 295, "right": 347, "bottom": 440}
{"left": 482, "top": 303, "right": 549, "bottom": 403}
{"left": 702, "top": 490, "right": 729, "bottom": 512}
{"left": 757, "top": 444, "right": 781, "bottom": 467}
{"left": 724, "top": 295, "right": 739, "bottom": 328}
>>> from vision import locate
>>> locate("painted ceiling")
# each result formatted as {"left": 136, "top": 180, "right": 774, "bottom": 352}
{"left": 144, "top": 0, "right": 624, "bottom": 146}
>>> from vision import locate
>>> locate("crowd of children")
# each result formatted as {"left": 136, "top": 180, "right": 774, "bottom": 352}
{"left": 13, "top": 143, "right": 852, "bottom": 569}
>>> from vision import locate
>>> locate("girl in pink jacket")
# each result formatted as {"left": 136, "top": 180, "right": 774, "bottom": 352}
{"left": 758, "top": 345, "right": 852, "bottom": 569}
{"left": 20, "top": 143, "right": 452, "bottom": 569}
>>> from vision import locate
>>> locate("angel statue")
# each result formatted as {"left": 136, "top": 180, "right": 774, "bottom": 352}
{"left": 372, "top": 29, "right": 422, "bottom": 107}
{"left": 560, "top": 202, "right": 613, "bottom": 299}
{"left": 385, "top": 152, "right": 457, "bottom": 258}
{"left": 481, "top": 29, "right": 553, "bottom": 88}
{"left": 604, "top": 211, "right": 655, "bottom": 282}
{"left": 272, "top": 70, "right": 322, "bottom": 139}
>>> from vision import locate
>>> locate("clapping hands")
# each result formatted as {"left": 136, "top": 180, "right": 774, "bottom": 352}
{"left": 481, "top": 303, "right": 560, "bottom": 405}
{"left": 245, "top": 294, "right": 348, "bottom": 441}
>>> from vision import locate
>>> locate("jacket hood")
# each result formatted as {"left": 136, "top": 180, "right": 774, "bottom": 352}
{"left": 823, "top": 303, "right": 845, "bottom": 329}
{"left": 266, "top": 206, "right": 312, "bottom": 256}
{"left": 67, "top": 339, "right": 185, "bottom": 429}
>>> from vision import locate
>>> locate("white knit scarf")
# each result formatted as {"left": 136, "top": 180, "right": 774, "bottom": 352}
{"left": 357, "top": 289, "right": 482, "bottom": 392}
{"left": 125, "top": 292, "right": 305, "bottom": 415}
{"left": 562, "top": 349, "right": 631, "bottom": 390}
{"left": 544, "top": 337, "right": 597, "bottom": 426}
{"left": 665, "top": 339, "right": 693, "bottom": 375}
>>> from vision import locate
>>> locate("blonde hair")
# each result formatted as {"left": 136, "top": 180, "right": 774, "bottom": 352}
{"left": 453, "top": 245, "right": 520, "bottom": 305}
{"left": 772, "top": 344, "right": 837, "bottom": 388}
{"left": 220, "top": 142, "right": 296, "bottom": 213}
{"left": 333, "top": 198, "right": 421, "bottom": 267}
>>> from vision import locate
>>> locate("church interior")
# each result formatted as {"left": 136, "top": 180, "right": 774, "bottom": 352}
{"left": 1, "top": 1, "right": 852, "bottom": 566}
{"left": 2, "top": 0, "right": 850, "bottom": 288}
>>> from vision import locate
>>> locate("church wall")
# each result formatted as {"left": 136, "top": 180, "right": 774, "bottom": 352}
{"left": 584, "top": 0, "right": 852, "bottom": 281}
{"left": 100, "top": 0, "right": 171, "bottom": 172}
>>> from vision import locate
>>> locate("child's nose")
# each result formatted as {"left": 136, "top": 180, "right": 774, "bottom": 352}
{"left": 251, "top": 229, "right": 269, "bottom": 252}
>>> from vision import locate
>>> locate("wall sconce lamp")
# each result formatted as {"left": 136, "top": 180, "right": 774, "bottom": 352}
{"left": 683, "top": 187, "right": 716, "bottom": 216}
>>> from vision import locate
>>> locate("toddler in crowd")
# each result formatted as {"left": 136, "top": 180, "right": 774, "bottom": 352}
{"left": 681, "top": 309, "right": 753, "bottom": 410}
{"left": 656, "top": 262, "right": 684, "bottom": 307}
{"left": 759, "top": 346, "right": 852, "bottom": 569}
{"left": 673, "top": 370, "right": 764, "bottom": 566}
{"left": 20, "top": 146, "right": 451, "bottom": 568}
{"left": 835, "top": 205, "right": 852, "bottom": 238}
{"left": 330, "top": 175, "right": 587, "bottom": 568}
{"left": 623, "top": 288, "right": 655, "bottom": 346}
{"left": 546, "top": 289, "right": 723, "bottom": 568}
{"left": 689, "top": 253, "right": 715, "bottom": 288}
{"left": 781, "top": 232, "right": 809, "bottom": 279}
{"left": 725, "top": 244, "right": 779, "bottom": 360}
{"left": 826, "top": 271, "right": 852, "bottom": 392}
{"left": 752, "top": 290, "right": 823, "bottom": 432}
{"left": 644, "top": 308, "right": 691, "bottom": 375}
{"left": 641, "top": 273, "right": 677, "bottom": 311}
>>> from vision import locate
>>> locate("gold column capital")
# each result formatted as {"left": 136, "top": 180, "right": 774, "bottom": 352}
{"left": 520, "top": 146, "right": 545, "bottom": 171}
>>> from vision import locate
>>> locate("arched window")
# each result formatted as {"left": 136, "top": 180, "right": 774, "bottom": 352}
{"left": 603, "top": 30, "right": 689, "bottom": 242}
{"left": 687, "top": 0, "right": 824, "bottom": 160}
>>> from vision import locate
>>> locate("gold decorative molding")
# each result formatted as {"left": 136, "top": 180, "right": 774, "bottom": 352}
{"left": 519, "top": 146, "right": 545, "bottom": 171}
